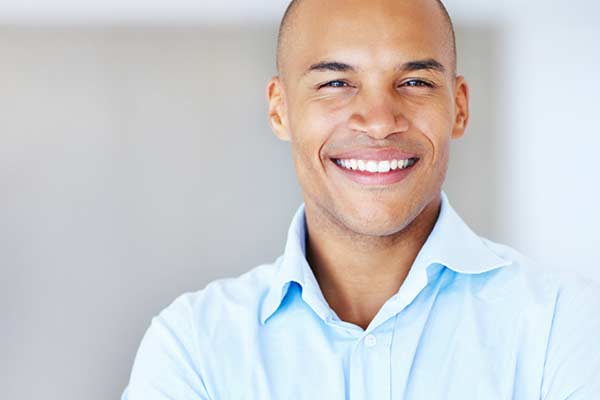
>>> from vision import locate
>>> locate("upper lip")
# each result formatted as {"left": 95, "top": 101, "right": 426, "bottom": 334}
{"left": 329, "top": 148, "right": 419, "bottom": 162}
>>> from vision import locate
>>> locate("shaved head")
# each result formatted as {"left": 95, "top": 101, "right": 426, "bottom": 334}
{"left": 276, "top": 0, "right": 457, "bottom": 77}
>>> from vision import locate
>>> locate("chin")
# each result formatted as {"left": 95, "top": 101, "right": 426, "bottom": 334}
{"left": 338, "top": 205, "right": 414, "bottom": 237}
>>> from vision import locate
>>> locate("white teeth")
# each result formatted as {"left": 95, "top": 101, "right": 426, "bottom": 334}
{"left": 377, "top": 160, "right": 390, "bottom": 173}
{"left": 365, "top": 161, "right": 378, "bottom": 173}
{"left": 335, "top": 158, "right": 417, "bottom": 173}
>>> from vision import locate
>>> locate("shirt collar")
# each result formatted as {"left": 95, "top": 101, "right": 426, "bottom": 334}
{"left": 414, "top": 190, "right": 511, "bottom": 275}
{"left": 260, "top": 202, "right": 331, "bottom": 324}
{"left": 260, "top": 190, "right": 511, "bottom": 324}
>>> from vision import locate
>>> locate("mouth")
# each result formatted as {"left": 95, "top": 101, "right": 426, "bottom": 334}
{"left": 330, "top": 156, "right": 420, "bottom": 186}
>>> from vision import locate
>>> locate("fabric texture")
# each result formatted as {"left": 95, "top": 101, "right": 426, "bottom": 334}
{"left": 122, "top": 191, "right": 600, "bottom": 399}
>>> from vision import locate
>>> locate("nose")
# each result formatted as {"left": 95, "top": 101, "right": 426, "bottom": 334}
{"left": 347, "top": 88, "right": 409, "bottom": 139}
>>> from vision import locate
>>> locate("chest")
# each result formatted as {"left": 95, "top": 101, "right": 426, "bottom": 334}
{"left": 203, "top": 294, "right": 553, "bottom": 400}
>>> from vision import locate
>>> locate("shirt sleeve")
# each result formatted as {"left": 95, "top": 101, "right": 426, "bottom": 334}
{"left": 121, "top": 293, "right": 211, "bottom": 400}
{"left": 540, "top": 276, "right": 600, "bottom": 399}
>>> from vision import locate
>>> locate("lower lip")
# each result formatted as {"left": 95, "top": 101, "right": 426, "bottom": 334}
{"left": 331, "top": 159, "right": 419, "bottom": 186}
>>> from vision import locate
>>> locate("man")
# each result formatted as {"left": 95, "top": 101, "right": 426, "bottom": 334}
{"left": 122, "top": 0, "right": 600, "bottom": 398}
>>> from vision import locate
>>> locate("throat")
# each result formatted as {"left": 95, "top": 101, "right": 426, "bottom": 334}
{"left": 307, "top": 238, "right": 411, "bottom": 330}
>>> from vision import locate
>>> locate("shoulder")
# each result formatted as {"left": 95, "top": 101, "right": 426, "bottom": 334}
{"left": 157, "top": 258, "right": 280, "bottom": 335}
{"left": 476, "top": 240, "right": 600, "bottom": 397}
{"left": 477, "top": 238, "right": 600, "bottom": 396}
{"left": 479, "top": 237, "right": 599, "bottom": 304}
{"left": 479, "top": 237, "right": 600, "bottom": 351}
{"left": 122, "top": 260, "right": 280, "bottom": 399}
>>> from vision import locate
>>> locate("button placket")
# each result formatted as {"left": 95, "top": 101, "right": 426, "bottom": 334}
{"left": 348, "top": 325, "right": 393, "bottom": 400}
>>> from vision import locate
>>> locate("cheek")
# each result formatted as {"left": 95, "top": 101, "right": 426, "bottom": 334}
{"left": 290, "top": 101, "right": 347, "bottom": 162}
{"left": 287, "top": 102, "right": 350, "bottom": 197}
{"left": 409, "top": 101, "right": 453, "bottom": 160}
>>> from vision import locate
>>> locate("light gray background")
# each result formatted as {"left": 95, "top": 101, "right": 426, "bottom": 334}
{"left": 1, "top": 2, "right": 599, "bottom": 399}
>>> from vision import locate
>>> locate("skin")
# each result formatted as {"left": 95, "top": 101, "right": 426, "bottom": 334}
{"left": 266, "top": 0, "right": 469, "bottom": 330}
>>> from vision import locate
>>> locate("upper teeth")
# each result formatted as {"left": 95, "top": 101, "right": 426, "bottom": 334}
{"left": 335, "top": 158, "right": 416, "bottom": 172}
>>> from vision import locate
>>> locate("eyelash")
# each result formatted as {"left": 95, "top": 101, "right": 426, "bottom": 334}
{"left": 403, "top": 80, "right": 434, "bottom": 88}
{"left": 320, "top": 80, "right": 350, "bottom": 88}
{"left": 318, "top": 79, "right": 434, "bottom": 89}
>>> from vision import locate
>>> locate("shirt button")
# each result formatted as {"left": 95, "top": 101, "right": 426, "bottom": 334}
{"left": 364, "top": 334, "right": 377, "bottom": 347}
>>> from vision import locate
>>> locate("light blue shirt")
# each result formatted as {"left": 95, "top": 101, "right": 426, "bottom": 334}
{"left": 122, "top": 191, "right": 600, "bottom": 399}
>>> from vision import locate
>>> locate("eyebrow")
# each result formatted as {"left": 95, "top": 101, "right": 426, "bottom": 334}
{"left": 399, "top": 58, "right": 446, "bottom": 73}
{"left": 303, "top": 58, "right": 446, "bottom": 76}
{"left": 305, "top": 61, "right": 356, "bottom": 75}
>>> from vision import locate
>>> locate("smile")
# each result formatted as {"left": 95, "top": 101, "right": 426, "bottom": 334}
{"left": 334, "top": 158, "right": 418, "bottom": 173}
{"left": 331, "top": 156, "right": 420, "bottom": 186}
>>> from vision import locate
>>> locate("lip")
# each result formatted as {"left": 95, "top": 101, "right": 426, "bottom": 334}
{"left": 330, "top": 157, "right": 420, "bottom": 186}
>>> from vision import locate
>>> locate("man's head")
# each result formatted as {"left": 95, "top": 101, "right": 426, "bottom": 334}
{"left": 266, "top": 0, "right": 469, "bottom": 238}
{"left": 276, "top": 0, "right": 457, "bottom": 78}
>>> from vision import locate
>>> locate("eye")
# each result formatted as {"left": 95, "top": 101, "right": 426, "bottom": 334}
{"left": 318, "top": 80, "right": 350, "bottom": 89}
{"left": 401, "top": 79, "right": 434, "bottom": 88}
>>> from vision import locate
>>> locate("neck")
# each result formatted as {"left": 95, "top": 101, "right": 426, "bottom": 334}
{"left": 305, "top": 195, "right": 441, "bottom": 330}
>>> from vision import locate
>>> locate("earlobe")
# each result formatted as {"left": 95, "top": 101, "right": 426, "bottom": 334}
{"left": 451, "top": 75, "right": 470, "bottom": 140}
{"left": 266, "top": 76, "right": 291, "bottom": 142}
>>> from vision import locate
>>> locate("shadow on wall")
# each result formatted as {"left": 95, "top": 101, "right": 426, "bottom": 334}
{"left": 0, "top": 23, "right": 498, "bottom": 400}
{"left": 444, "top": 24, "right": 502, "bottom": 240}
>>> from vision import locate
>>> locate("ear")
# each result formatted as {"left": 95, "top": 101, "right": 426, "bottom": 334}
{"left": 266, "top": 76, "right": 291, "bottom": 142}
{"left": 451, "top": 75, "right": 470, "bottom": 140}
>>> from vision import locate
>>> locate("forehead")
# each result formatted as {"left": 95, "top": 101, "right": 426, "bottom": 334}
{"left": 283, "top": 0, "right": 452, "bottom": 75}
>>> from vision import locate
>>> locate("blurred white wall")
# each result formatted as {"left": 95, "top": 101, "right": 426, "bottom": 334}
{"left": 0, "top": 1, "right": 599, "bottom": 400}
{"left": 0, "top": 25, "right": 302, "bottom": 400}
{"left": 446, "top": 1, "right": 600, "bottom": 283}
